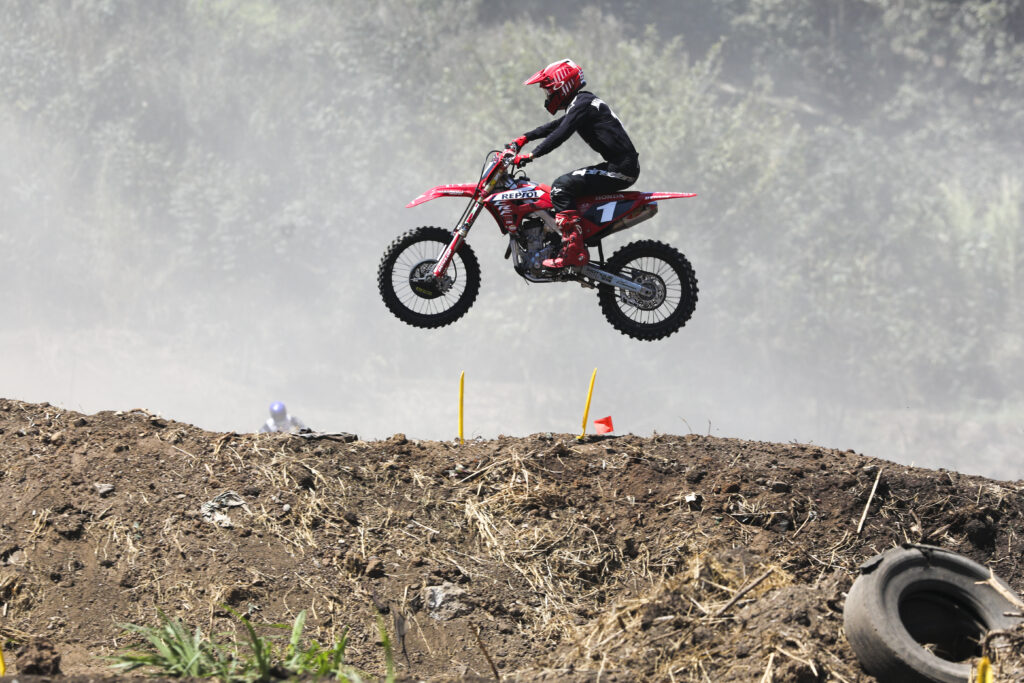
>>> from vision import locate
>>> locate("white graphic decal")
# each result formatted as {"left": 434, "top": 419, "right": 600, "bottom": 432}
{"left": 492, "top": 189, "right": 541, "bottom": 201}
{"left": 592, "top": 96, "right": 626, "bottom": 130}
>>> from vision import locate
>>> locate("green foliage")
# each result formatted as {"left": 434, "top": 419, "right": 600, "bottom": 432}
{"left": 1, "top": 0, "right": 1021, "bottom": 413}
{"left": 375, "top": 611, "right": 396, "bottom": 683}
{"left": 109, "top": 608, "right": 375, "bottom": 682}
{"left": 281, "top": 611, "right": 353, "bottom": 679}
{"left": 108, "top": 609, "right": 237, "bottom": 679}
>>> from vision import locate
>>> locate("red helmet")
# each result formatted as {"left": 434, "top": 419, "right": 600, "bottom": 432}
{"left": 524, "top": 59, "right": 586, "bottom": 115}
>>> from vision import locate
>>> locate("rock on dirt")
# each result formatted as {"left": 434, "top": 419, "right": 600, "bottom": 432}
{"left": 0, "top": 398, "right": 1022, "bottom": 681}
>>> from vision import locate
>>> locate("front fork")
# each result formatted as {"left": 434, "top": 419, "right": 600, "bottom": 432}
{"left": 432, "top": 199, "right": 485, "bottom": 278}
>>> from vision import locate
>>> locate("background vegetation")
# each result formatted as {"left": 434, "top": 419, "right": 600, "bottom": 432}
{"left": 1, "top": 0, "right": 1021, "bottom": 477}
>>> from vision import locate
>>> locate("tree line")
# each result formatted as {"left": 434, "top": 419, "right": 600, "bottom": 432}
{"left": 1, "top": 0, "right": 1021, "bottom": 415}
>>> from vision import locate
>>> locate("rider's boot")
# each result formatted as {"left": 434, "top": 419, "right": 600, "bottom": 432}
{"left": 543, "top": 211, "right": 589, "bottom": 269}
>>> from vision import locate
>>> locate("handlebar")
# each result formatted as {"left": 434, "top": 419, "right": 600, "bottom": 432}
{"left": 494, "top": 148, "right": 532, "bottom": 168}
{"left": 475, "top": 149, "right": 529, "bottom": 197}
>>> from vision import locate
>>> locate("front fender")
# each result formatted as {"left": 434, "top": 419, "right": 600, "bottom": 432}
{"left": 406, "top": 184, "right": 478, "bottom": 208}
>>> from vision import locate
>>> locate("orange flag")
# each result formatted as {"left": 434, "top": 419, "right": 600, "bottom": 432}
{"left": 594, "top": 416, "right": 614, "bottom": 434}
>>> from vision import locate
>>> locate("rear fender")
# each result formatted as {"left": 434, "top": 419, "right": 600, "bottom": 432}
{"left": 406, "top": 184, "right": 478, "bottom": 208}
{"left": 579, "top": 191, "right": 697, "bottom": 241}
{"left": 645, "top": 192, "right": 698, "bottom": 201}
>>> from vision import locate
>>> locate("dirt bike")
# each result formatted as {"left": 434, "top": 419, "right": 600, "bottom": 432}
{"left": 377, "top": 150, "right": 699, "bottom": 341}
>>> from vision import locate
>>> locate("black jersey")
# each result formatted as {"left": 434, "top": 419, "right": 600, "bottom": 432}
{"left": 524, "top": 91, "right": 639, "bottom": 175}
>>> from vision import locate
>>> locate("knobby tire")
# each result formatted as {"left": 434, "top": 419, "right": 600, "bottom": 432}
{"left": 597, "top": 240, "right": 698, "bottom": 341}
{"left": 378, "top": 226, "right": 481, "bottom": 329}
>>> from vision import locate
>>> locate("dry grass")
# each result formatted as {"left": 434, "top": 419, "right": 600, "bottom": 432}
{"left": 2, "top": 402, "right": 1021, "bottom": 681}
{"left": 981, "top": 623, "right": 1024, "bottom": 681}
{"left": 543, "top": 554, "right": 794, "bottom": 680}
{"left": 450, "top": 446, "right": 644, "bottom": 638}
{"left": 0, "top": 571, "right": 39, "bottom": 621}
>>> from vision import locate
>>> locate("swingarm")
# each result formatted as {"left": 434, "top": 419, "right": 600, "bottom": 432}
{"left": 580, "top": 264, "right": 654, "bottom": 297}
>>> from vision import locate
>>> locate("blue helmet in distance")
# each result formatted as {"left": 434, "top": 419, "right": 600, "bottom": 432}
{"left": 269, "top": 402, "right": 287, "bottom": 421}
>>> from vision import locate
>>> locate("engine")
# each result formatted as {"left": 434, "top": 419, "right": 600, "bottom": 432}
{"left": 511, "top": 215, "right": 561, "bottom": 280}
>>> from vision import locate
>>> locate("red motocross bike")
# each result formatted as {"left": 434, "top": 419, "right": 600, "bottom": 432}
{"left": 378, "top": 150, "right": 699, "bottom": 341}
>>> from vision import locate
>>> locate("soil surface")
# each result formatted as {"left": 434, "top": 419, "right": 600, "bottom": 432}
{"left": 1, "top": 398, "right": 1022, "bottom": 681}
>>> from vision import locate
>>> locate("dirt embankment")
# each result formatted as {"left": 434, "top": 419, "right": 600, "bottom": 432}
{"left": 1, "top": 398, "right": 1022, "bottom": 681}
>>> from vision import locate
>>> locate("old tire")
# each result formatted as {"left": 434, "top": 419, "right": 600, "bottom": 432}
{"left": 843, "top": 544, "right": 1024, "bottom": 683}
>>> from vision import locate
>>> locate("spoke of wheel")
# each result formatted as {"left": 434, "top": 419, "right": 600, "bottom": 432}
{"left": 390, "top": 240, "right": 467, "bottom": 316}
{"left": 618, "top": 257, "right": 684, "bottom": 324}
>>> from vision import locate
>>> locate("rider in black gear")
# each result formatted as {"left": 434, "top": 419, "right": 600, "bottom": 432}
{"left": 509, "top": 59, "right": 639, "bottom": 268}
{"left": 525, "top": 90, "right": 640, "bottom": 214}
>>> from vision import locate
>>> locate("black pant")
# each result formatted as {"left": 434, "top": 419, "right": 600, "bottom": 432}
{"left": 549, "top": 161, "right": 639, "bottom": 213}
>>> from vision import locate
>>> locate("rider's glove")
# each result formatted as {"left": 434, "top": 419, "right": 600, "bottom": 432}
{"left": 505, "top": 135, "right": 528, "bottom": 153}
{"left": 512, "top": 152, "right": 533, "bottom": 167}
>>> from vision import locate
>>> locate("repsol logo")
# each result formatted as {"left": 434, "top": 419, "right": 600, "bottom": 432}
{"left": 493, "top": 189, "right": 541, "bottom": 201}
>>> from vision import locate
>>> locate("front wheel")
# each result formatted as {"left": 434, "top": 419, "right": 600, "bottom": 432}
{"left": 378, "top": 226, "right": 481, "bottom": 329}
{"left": 597, "top": 240, "right": 698, "bottom": 341}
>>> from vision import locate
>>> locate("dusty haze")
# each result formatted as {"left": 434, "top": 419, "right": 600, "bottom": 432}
{"left": 1, "top": 1, "right": 1021, "bottom": 479}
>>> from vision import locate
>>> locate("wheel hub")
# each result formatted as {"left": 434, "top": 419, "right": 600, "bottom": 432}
{"left": 622, "top": 272, "right": 666, "bottom": 310}
{"left": 409, "top": 260, "right": 453, "bottom": 299}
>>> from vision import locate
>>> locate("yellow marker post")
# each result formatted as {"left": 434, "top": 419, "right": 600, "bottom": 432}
{"left": 458, "top": 371, "right": 465, "bottom": 444}
{"left": 977, "top": 656, "right": 992, "bottom": 683}
{"left": 0, "top": 640, "right": 5, "bottom": 676}
{"left": 578, "top": 368, "right": 597, "bottom": 440}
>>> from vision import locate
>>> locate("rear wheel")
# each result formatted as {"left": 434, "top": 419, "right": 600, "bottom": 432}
{"left": 597, "top": 240, "right": 698, "bottom": 341}
{"left": 378, "top": 226, "right": 481, "bottom": 328}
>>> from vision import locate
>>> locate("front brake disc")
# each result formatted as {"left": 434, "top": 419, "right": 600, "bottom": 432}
{"left": 409, "top": 260, "right": 453, "bottom": 299}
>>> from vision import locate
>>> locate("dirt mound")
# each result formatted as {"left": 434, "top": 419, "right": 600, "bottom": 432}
{"left": 1, "top": 398, "right": 1022, "bottom": 681}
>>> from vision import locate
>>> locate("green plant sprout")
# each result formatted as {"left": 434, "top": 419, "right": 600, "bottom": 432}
{"left": 108, "top": 607, "right": 390, "bottom": 682}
